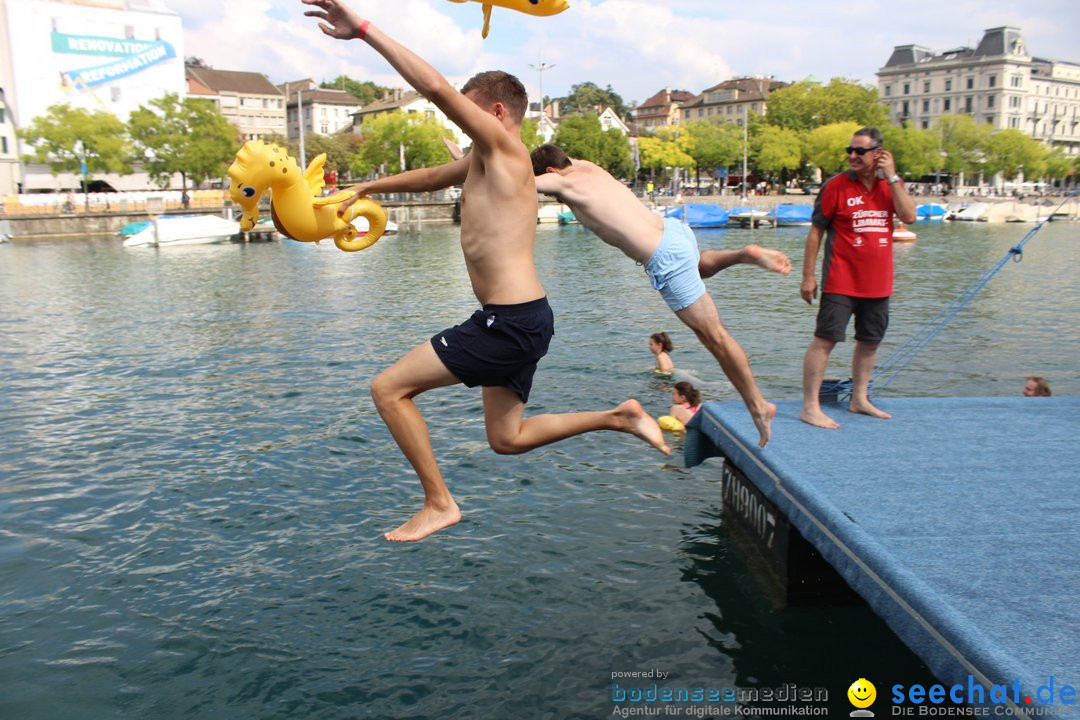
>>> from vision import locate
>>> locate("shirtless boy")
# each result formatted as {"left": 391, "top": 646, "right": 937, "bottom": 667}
{"left": 530, "top": 144, "right": 790, "bottom": 447}
{"left": 302, "top": 1, "right": 667, "bottom": 542}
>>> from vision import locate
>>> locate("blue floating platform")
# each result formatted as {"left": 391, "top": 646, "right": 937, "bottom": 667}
{"left": 685, "top": 396, "right": 1080, "bottom": 704}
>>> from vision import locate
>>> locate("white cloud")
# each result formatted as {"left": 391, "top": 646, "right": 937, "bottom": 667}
{"left": 175, "top": 0, "right": 1080, "bottom": 106}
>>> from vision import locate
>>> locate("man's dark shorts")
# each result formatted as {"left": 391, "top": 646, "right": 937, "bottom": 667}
{"left": 431, "top": 296, "right": 554, "bottom": 403}
{"left": 815, "top": 293, "right": 890, "bottom": 343}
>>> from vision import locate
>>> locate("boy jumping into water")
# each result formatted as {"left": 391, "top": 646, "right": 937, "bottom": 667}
{"left": 529, "top": 144, "right": 790, "bottom": 447}
{"left": 302, "top": 0, "right": 668, "bottom": 542}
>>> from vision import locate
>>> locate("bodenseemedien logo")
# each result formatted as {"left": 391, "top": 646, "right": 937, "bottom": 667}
{"left": 849, "top": 678, "right": 877, "bottom": 717}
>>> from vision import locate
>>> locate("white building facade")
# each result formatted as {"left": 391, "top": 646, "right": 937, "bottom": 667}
{"left": 878, "top": 27, "right": 1080, "bottom": 156}
{"left": 0, "top": 0, "right": 186, "bottom": 193}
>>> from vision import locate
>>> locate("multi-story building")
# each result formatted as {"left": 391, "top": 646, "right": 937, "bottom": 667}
{"left": 349, "top": 88, "right": 466, "bottom": 148}
{"left": 678, "top": 77, "right": 788, "bottom": 127}
{"left": 878, "top": 27, "right": 1080, "bottom": 156}
{"left": 186, "top": 65, "right": 285, "bottom": 142}
{"left": 0, "top": 0, "right": 185, "bottom": 193}
{"left": 279, "top": 79, "right": 363, "bottom": 140}
{"left": 631, "top": 87, "right": 694, "bottom": 131}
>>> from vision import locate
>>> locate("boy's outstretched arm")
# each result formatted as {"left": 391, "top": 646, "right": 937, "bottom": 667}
{"left": 336, "top": 157, "right": 469, "bottom": 216}
{"left": 303, "top": 0, "right": 506, "bottom": 153}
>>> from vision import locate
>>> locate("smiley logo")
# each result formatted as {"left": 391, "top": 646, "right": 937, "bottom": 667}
{"left": 848, "top": 678, "right": 876, "bottom": 709}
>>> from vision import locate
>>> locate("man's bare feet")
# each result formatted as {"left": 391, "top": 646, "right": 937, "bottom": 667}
{"left": 800, "top": 406, "right": 840, "bottom": 429}
{"left": 743, "top": 244, "right": 792, "bottom": 276}
{"left": 616, "top": 399, "right": 671, "bottom": 455}
{"left": 384, "top": 500, "right": 461, "bottom": 542}
{"left": 849, "top": 399, "right": 892, "bottom": 419}
{"left": 753, "top": 402, "right": 777, "bottom": 448}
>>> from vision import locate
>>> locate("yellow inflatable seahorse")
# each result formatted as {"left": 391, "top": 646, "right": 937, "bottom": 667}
{"left": 226, "top": 140, "right": 387, "bottom": 252}
{"left": 447, "top": 0, "right": 569, "bottom": 38}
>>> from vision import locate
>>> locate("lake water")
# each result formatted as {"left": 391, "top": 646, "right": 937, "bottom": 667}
{"left": 1, "top": 219, "right": 1077, "bottom": 719}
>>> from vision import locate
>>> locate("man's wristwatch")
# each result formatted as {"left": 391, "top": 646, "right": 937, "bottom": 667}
{"left": 887, "top": 174, "right": 902, "bottom": 185}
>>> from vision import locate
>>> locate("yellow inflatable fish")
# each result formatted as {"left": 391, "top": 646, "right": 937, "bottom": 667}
{"left": 447, "top": 0, "right": 569, "bottom": 38}
{"left": 227, "top": 140, "right": 387, "bottom": 252}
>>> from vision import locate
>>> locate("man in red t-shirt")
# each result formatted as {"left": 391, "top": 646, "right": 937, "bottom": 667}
{"left": 799, "top": 128, "right": 916, "bottom": 429}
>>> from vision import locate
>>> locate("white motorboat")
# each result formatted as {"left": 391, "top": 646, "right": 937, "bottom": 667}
{"left": 951, "top": 202, "right": 990, "bottom": 222}
{"left": 728, "top": 206, "right": 771, "bottom": 227}
{"left": 352, "top": 216, "right": 398, "bottom": 235}
{"left": 122, "top": 214, "right": 241, "bottom": 247}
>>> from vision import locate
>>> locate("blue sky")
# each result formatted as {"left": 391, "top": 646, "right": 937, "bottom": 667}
{"left": 180, "top": 0, "right": 1080, "bottom": 106}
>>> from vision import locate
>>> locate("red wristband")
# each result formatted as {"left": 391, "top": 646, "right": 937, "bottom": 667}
{"left": 356, "top": 20, "right": 370, "bottom": 40}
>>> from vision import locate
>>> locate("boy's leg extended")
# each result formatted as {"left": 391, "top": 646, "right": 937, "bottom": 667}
{"left": 674, "top": 293, "right": 775, "bottom": 447}
{"left": 370, "top": 341, "right": 463, "bottom": 542}
{"left": 481, "top": 386, "right": 670, "bottom": 456}
{"left": 699, "top": 246, "right": 792, "bottom": 279}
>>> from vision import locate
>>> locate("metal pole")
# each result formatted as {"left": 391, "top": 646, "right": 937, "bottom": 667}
{"left": 529, "top": 53, "right": 555, "bottom": 122}
{"left": 297, "top": 88, "right": 307, "bottom": 170}
{"left": 741, "top": 105, "right": 748, "bottom": 200}
{"left": 78, "top": 141, "right": 89, "bottom": 211}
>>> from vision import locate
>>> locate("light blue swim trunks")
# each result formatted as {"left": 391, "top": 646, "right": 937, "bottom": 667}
{"left": 644, "top": 217, "right": 706, "bottom": 312}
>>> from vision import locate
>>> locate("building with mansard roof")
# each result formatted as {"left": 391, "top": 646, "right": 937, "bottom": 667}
{"left": 877, "top": 27, "right": 1080, "bottom": 155}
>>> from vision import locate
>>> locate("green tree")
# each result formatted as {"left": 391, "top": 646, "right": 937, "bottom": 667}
{"left": 303, "top": 131, "right": 362, "bottom": 178}
{"left": 765, "top": 79, "right": 888, "bottom": 132}
{"left": 128, "top": 93, "right": 238, "bottom": 191}
{"left": 984, "top": 129, "right": 1047, "bottom": 180}
{"left": 683, "top": 120, "right": 742, "bottom": 174}
{"left": 805, "top": 121, "right": 861, "bottom": 175}
{"left": 936, "top": 115, "right": 991, "bottom": 178}
{"left": 1043, "top": 148, "right": 1076, "bottom": 182}
{"left": 560, "top": 81, "right": 629, "bottom": 119}
{"left": 598, "top": 128, "right": 633, "bottom": 179}
{"left": 321, "top": 75, "right": 392, "bottom": 105}
{"left": 750, "top": 125, "right": 803, "bottom": 176}
{"left": 19, "top": 103, "right": 132, "bottom": 181}
{"left": 351, "top": 110, "right": 459, "bottom": 177}
{"left": 520, "top": 117, "right": 542, "bottom": 150}
{"left": 553, "top": 114, "right": 604, "bottom": 163}
{"left": 636, "top": 127, "right": 694, "bottom": 181}
{"left": 553, "top": 114, "right": 633, "bottom": 177}
{"left": 882, "top": 124, "right": 940, "bottom": 178}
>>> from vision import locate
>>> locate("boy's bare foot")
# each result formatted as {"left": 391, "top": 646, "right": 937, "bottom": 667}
{"left": 753, "top": 402, "right": 777, "bottom": 448}
{"left": 744, "top": 244, "right": 792, "bottom": 276}
{"left": 800, "top": 406, "right": 840, "bottom": 429}
{"left": 616, "top": 399, "right": 671, "bottom": 455}
{"left": 850, "top": 399, "right": 892, "bottom": 419}
{"left": 384, "top": 500, "right": 461, "bottom": 542}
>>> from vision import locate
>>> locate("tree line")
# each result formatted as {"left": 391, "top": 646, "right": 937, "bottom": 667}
{"left": 16, "top": 78, "right": 1077, "bottom": 194}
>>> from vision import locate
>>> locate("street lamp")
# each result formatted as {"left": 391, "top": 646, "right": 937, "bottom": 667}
{"left": 529, "top": 53, "right": 555, "bottom": 122}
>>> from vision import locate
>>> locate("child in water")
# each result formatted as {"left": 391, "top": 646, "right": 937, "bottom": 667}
{"left": 669, "top": 381, "right": 702, "bottom": 425}
{"left": 649, "top": 332, "right": 674, "bottom": 373}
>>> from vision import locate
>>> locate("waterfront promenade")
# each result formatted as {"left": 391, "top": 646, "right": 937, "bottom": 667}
{"left": 2, "top": 187, "right": 1076, "bottom": 239}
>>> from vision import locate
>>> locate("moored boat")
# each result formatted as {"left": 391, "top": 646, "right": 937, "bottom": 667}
{"left": 665, "top": 203, "right": 730, "bottom": 228}
{"left": 767, "top": 203, "right": 813, "bottom": 226}
{"left": 122, "top": 215, "right": 241, "bottom": 248}
{"left": 727, "top": 206, "right": 770, "bottom": 227}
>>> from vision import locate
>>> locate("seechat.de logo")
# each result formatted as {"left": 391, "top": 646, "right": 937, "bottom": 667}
{"left": 849, "top": 678, "right": 877, "bottom": 717}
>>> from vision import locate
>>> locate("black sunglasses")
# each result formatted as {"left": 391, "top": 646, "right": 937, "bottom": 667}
{"left": 845, "top": 146, "right": 881, "bottom": 156}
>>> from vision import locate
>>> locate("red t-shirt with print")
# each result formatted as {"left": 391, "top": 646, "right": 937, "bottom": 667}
{"left": 811, "top": 172, "right": 898, "bottom": 297}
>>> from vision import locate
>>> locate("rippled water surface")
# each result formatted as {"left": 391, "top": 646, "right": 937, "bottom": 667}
{"left": 1, "top": 220, "right": 1077, "bottom": 719}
